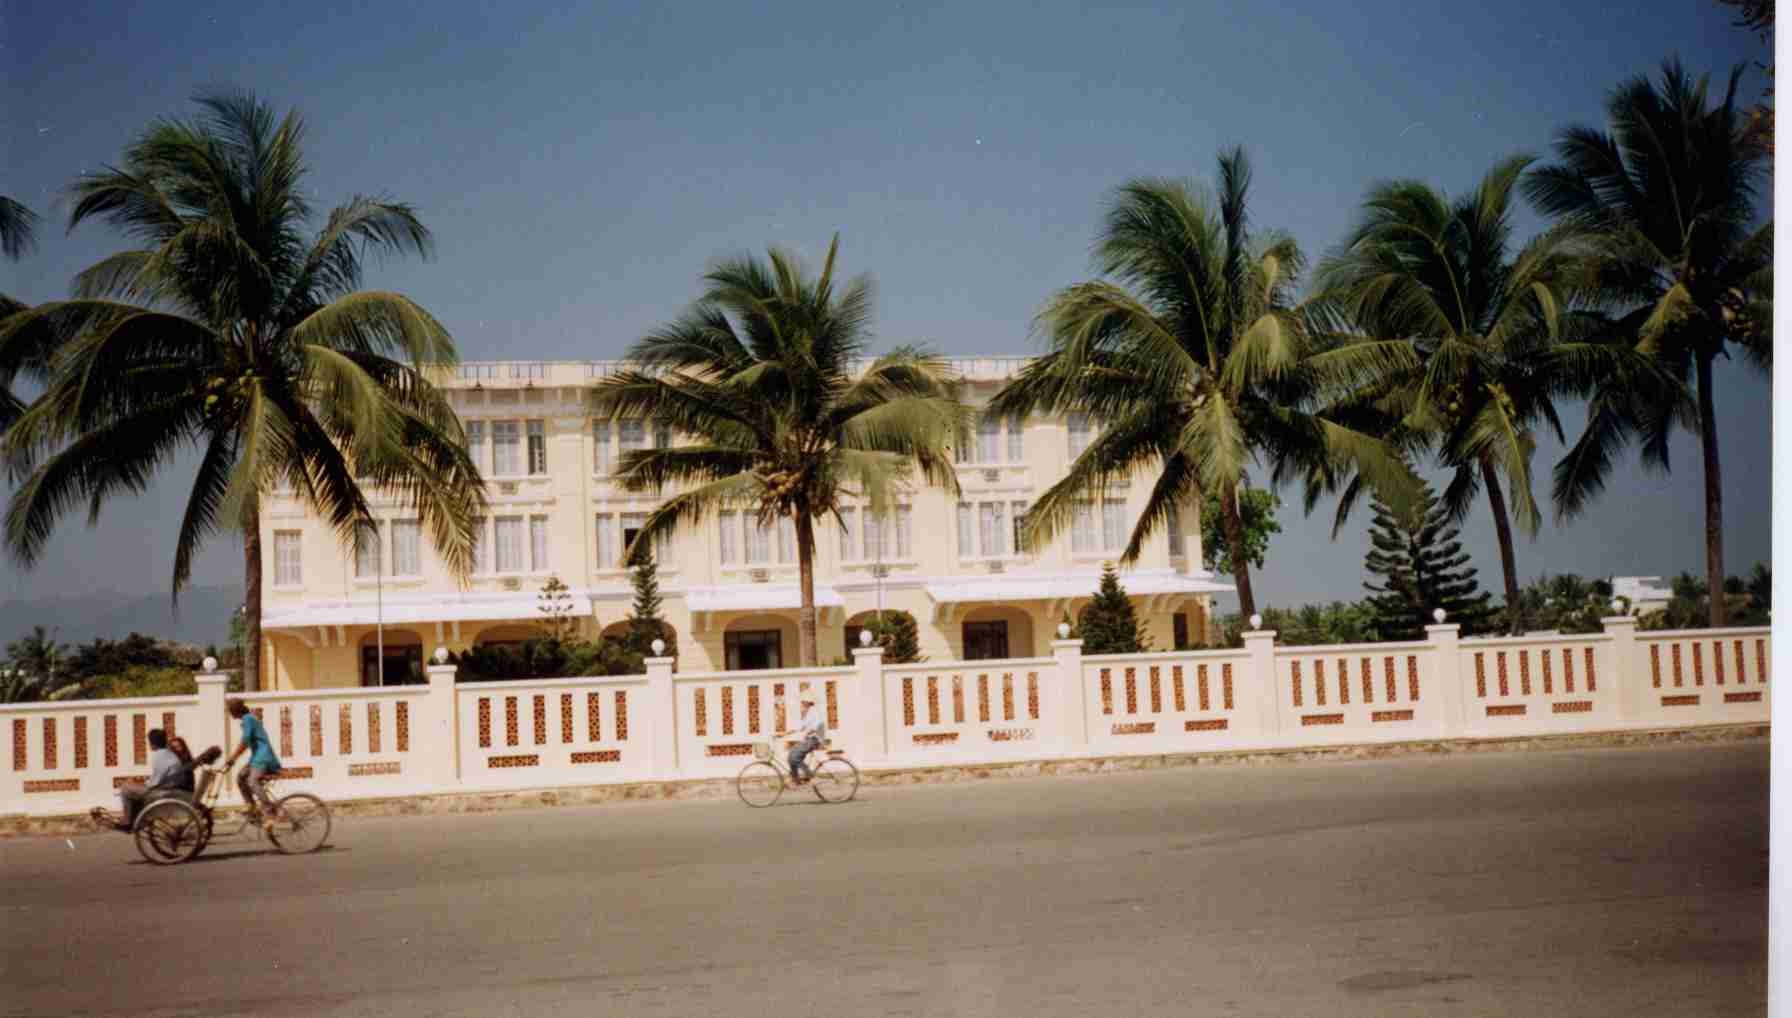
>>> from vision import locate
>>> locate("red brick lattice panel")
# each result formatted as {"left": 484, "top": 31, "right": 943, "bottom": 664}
{"left": 573, "top": 750, "right": 621, "bottom": 763}
{"left": 1671, "top": 644, "right": 1684, "bottom": 687}
{"left": 478, "top": 699, "right": 492, "bottom": 749}
{"left": 1541, "top": 650, "right": 1554, "bottom": 694}
{"left": 1124, "top": 668, "right": 1138, "bottom": 714}
{"left": 505, "top": 697, "right": 519, "bottom": 747}
{"left": 561, "top": 694, "right": 573, "bottom": 744}
{"left": 279, "top": 707, "right": 293, "bottom": 757}
{"left": 340, "top": 703, "right": 354, "bottom": 754}
{"left": 1173, "top": 666, "right": 1187, "bottom": 712}
{"left": 1726, "top": 692, "right": 1763, "bottom": 703}
{"left": 913, "top": 732, "right": 959, "bottom": 745}
{"left": 1692, "top": 643, "right": 1704, "bottom": 686}
{"left": 1222, "top": 663, "right": 1234, "bottom": 710}
{"left": 1149, "top": 666, "right": 1163, "bottom": 713}
{"left": 270, "top": 766, "right": 315, "bottom": 779}
{"left": 487, "top": 754, "right": 540, "bottom": 768}
{"left": 349, "top": 762, "right": 400, "bottom": 777}
{"left": 112, "top": 774, "right": 148, "bottom": 788}
{"left": 1758, "top": 640, "right": 1768, "bottom": 684}
{"left": 1301, "top": 713, "right": 1344, "bottom": 726}
{"left": 1371, "top": 710, "right": 1414, "bottom": 722}
{"left": 1552, "top": 701, "right": 1593, "bottom": 714}
{"left": 587, "top": 692, "right": 601, "bottom": 742}
{"left": 1361, "top": 657, "right": 1374, "bottom": 704}
{"left": 747, "top": 685, "right": 761, "bottom": 734}
{"left": 1314, "top": 660, "right": 1326, "bottom": 707}
{"left": 1518, "top": 651, "right": 1531, "bottom": 696}
{"left": 1496, "top": 653, "right": 1509, "bottom": 698}
{"left": 1027, "top": 672, "right": 1040, "bottom": 720}
{"left": 1100, "top": 669, "right": 1114, "bottom": 714}
{"left": 1383, "top": 657, "right": 1397, "bottom": 703}
{"left": 1585, "top": 647, "right": 1597, "bottom": 692}
{"left": 73, "top": 717, "right": 87, "bottom": 769}
{"left": 1406, "top": 655, "right": 1420, "bottom": 702}
{"left": 901, "top": 678, "right": 915, "bottom": 726}
{"left": 532, "top": 695, "right": 547, "bottom": 746}
{"left": 1650, "top": 644, "right": 1662, "bottom": 688}
{"left": 1197, "top": 664, "right": 1210, "bottom": 711}
{"left": 1736, "top": 641, "right": 1748, "bottom": 684}
{"left": 133, "top": 714, "right": 147, "bottom": 765}
{"left": 721, "top": 687, "right": 734, "bottom": 736}
{"left": 706, "top": 743, "right": 753, "bottom": 757}
{"left": 1563, "top": 647, "right": 1576, "bottom": 693}
{"left": 826, "top": 682, "right": 839, "bottom": 731}
{"left": 1714, "top": 641, "right": 1726, "bottom": 685}
{"left": 1661, "top": 695, "right": 1700, "bottom": 707}
{"left": 1291, "top": 661, "right": 1303, "bottom": 707}
{"left": 1474, "top": 653, "right": 1487, "bottom": 698}
{"left": 42, "top": 717, "right": 56, "bottom": 770}
{"left": 368, "top": 703, "right": 382, "bottom": 754}
{"left": 927, "top": 677, "right": 941, "bottom": 724}
{"left": 978, "top": 675, "right": 991, "bottom": 722}
{"left": 14, "top": 720, "right": 29, "bottom": 770}
{"left": 614, "top": 690, "right": 628, "bottom": 740}
{"left": 1111, "top": 722, "right": 1155, "bottom": 735}
{"left": 163, "top": 711, "right": 176, "bottom": 741}
{"left": 104, "top": 716, "right": 118, "bottom": 767}
{"left": 310, "top": 705, "right": 324, "bottom": 755}
{"left": 988, "top": 728, "right": 1034, "bottom": 742}
{"left": 1487, "top": 705, "right": 1526, "bottom": 717}
{"left": 1337, "top": 659, "right": 1349, "bottom": 705}
{"left": 1186, "top": 719, "right": 1228, "bottom": 732}
{"left": 24, "top": 779, "right": 79, "bottom": 793}
{"left": 396, "top": 702, "right": 410, "bottom": 753}
{"left": 1002, "top": 674, "right": 1016, "bottom": 721}
{"left": 694, "top": 688, "right": 707, "bottom": 736}
{"left": 952, "top": 676, "right": 966, "bottom": 724}
{"left": 774, "top": 683, "right": 787, "bottom": 732}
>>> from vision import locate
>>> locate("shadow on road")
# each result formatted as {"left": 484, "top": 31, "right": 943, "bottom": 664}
{"left": 126, "top": 845, "right": 345, "bottom": 866}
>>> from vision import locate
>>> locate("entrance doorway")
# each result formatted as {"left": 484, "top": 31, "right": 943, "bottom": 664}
{"left": 725, "top": 629, "right": 783, "bottom": 670}
{"left": 961, "top": 620, "right": 1010, "bottom": 661}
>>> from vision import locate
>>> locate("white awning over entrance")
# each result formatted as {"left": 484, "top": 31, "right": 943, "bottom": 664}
{"left": 683, "top": 584, "right": 845, "bottom": 614}
{"left": 922, "top": 568, "right": 1231, "bottom": 622}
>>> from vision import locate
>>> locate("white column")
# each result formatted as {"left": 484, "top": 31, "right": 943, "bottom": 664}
{"left": 1242, "top": 627, "right": 1281, "bottom": 740}
{"left": 644, "top": 655, "right": 678, "bottom": 778}
{"left": 851, "top": 645, "right": 887, "bottom": 763}
{"left": 1052, "top": 636, "right": 1087, "bottom": 750}
{"left": 1602, "top": 615, "right": 1641, "bottom": 722}
{"left": 194, "top": 672, "right": 230, "bottom": 756}
{"left": 425, "top": 655, "right": 460, "bottom": 789}
{"left": 1425, "top": 623, "right": 1465, "bottom": 735}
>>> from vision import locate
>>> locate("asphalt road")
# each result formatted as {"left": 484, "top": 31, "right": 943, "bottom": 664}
{"left": 0, "top": 740, "right": 1768, "bottom": 1018}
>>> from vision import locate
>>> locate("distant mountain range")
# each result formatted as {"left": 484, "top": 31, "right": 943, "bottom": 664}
{"left": 0, "top": 585, "right": 242, "bottom": 650}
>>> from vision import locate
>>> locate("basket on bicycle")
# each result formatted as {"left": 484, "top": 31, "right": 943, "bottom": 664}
{"left": 751, "top": 741, "right": 773, "bottom": 761}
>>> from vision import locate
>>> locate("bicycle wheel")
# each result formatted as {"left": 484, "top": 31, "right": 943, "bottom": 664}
{"left": 266, "top": 793, "right": 332, "bottom": 854}
{"left": 810, "top": 757, "right": 860, "bottom": 803}
{"left": 736, "top": 761, "right": 784, "bottom": 808}
{"left": 133, "top": 800, "right": 205, "bottom": 865}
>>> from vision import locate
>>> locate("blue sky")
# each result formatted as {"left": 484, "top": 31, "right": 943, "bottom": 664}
{"left": 0, "top": 0, "right": 1772, "bottom": 609}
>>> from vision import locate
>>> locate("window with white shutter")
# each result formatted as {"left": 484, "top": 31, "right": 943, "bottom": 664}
{"left": 1067, "top": 413, "right": 1091, "bottom": 460}
{"left": 526, "top": 420, "right": 547, "bottom": 475}
{"left": 1101, "top": 499, "right": 1126, "bottom": 552}
{"left": 529, "top": 515, "right": 549, "bottom": 571}
{"left": 274, "top": 531, "right": 303, "bottom": 586}
{"left": 354, "top": 523, "right": 380, "bottom": 579}
{"left": 392, "top": 520, "right": 421, "bottom": 576}
{"left": 595, "top": 515, "right": 614, "bottom": 569}
{"left": 957, "top": 503, "right": 973, "bottom": 558}
{"left": 1071, "top": 502, "right": 1095, "bottom": 554}
{"left": 494, "top": 517, "right": 524, "bottom": 573}
{"left": 838, "top": 508, "right": 856, "bottom": 561}
{"left": 593, "top": 421, "right": 611, "bottom": 474}
{"left": 492, "top": 421, "right": 521, "bottom": 476}
{"left": 717, "top": 511, "right": 736, "bottom": 565}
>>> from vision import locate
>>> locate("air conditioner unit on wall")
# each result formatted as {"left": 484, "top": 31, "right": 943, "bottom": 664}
{"left": 986, "top": 561, "right": 1006, "bottom": 574}
{"left": 982, "top": 469, "right": 1001, "bottom": 483}
{"left": 501, "top": 578, "right": 521, "bottom": 591}
{"left": 498, "top": 482, "right": 518, "bottom": 495}
{"left": 749, "top": 568, "right": 770, "bottom": 583}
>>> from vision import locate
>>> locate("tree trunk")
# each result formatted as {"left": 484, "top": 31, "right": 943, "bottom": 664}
{"left": 795, "top": 508, "right": 818, "bottom": 667}
{"left": 1480, "top": 458, "right": 1522, "bottom": 635}
{"left": 1697, "top": 349, "right": 1728, "bottom": 626}
{"left": 242, "top": 499, "right": 263, "bottom": 692}
{"left": 1219, "top": 485, "right": 1257, "bottom": 620}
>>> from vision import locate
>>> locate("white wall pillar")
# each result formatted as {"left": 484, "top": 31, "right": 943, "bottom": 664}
{"left": 644, "top": 655, "right": 678, "bottom": 777}
{"left": 1242, "top": 627, "right": 1280, "bottom": 739}
{"left": 194, "top": 672, "right": 229, "bottom": 756}
{"left": 1425, "top": 623, "right": 1465, "bottom": 734}
{"left": 1052, "top": 637, "right": 1087, "bottom": 750}
{"left": 851, "top": 645, "right": 887, "bottom": 763}
{"left": 1602, "top": 615, "right": 1641, "bottom": 722}
{"left": 425, "top": 655, "right": 459, "bottom": 789}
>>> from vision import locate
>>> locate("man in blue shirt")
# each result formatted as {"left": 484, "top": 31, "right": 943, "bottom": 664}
{"left": 224, "top": 700, "right": 283, "bottom": 827}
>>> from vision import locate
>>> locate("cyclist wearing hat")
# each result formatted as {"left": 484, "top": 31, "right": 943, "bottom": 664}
{"left": 778, "top": 693, "right": 826, "bottom": 785}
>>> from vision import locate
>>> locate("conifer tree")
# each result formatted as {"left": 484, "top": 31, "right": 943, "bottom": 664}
{"left": 867, "top": 610, "right": 923, "bottom": 664}
{"left": 1078, "top": 563, "right": 1151, "bottom": 654}
{"left": 1363, "top": 484, "right": 1495, "bottom": 639}
{"left": 624, "top": 553, "right": 674, "bottom": 657}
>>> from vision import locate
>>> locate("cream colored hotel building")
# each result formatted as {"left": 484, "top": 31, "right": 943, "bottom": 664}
{"left": 258, "top": 358, "right": 1232, "bottom": 688}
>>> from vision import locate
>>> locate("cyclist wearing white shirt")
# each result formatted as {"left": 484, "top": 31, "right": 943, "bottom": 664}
{"left": 779, "top": 695, "right": 826, "bottom": 785}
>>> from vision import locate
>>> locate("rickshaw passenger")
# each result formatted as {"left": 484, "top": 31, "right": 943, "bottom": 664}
{"left": 116, "top": 729, "right": 194, "bottom": 827}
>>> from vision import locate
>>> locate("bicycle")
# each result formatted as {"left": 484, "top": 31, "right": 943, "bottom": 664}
{"left": 736, "top": 740, "right": 860, "bottom": 807}
{"left": 96, "top": 757, "right": 332, "bottom": 865}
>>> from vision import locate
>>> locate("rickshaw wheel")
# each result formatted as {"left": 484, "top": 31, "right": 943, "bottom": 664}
{"left": 133, "top": 799, "right": 206, "bottom": 865}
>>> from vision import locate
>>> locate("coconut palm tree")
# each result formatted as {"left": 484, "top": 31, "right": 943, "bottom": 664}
{"left": 1526, "top": 59, "right": 1772, "bottom": 626}
{"left": 1, "top": 624, "right": 78, "bottom": 703}
{"left": 0, "top": 90, "right": 486, "bottom": 690}
{"left": 0, "top": 193, "right": 41, "bottom": 429}
{"left": 987, "top": 149, "right": 1416, "bottom": 618}
{"left": 590, "top": 235, "right": 968, "bottom": 666}
{"left": 1314, "top": 156, "right": 1590, "bottom": 632}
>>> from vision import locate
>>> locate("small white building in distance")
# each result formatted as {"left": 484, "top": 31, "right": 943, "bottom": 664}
{"left": 1612, "top": 576, "right": 1674, "bottom": 617}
